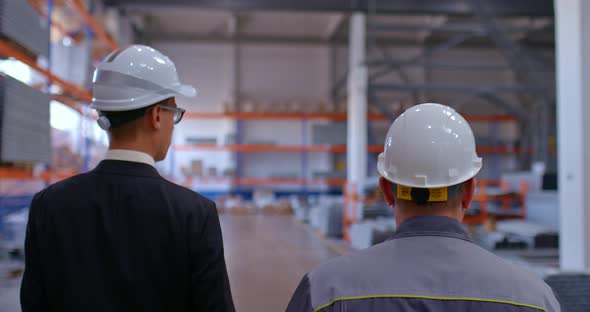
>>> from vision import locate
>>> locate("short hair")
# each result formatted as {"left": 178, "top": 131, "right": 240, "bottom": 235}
{"left": 98, "top": 97, "right": 171, "bottom": 129}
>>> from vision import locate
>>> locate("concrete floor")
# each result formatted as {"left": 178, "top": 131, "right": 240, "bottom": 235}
{"left": 0, "top": 215, "right": 338, "bottom": 312}
{"left": 221, "top": 215, "right": 338, "bottom": 312}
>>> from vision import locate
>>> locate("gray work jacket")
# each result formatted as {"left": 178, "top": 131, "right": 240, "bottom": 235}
{"left": 286, "top": 216, "right": 563, "bottom": 312}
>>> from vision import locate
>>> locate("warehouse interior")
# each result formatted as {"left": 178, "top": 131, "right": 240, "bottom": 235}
{"left": 0, "top": 0, "right": 589, "bottom": 311}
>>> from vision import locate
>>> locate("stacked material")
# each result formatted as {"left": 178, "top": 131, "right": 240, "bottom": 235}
{"left": 0, "top": 75, "right": 50, "bottom": 163}
{"left": 496, "top": 220, "right": 559, "bottom": 249}
{"left": 478, "top": 232, "right": 528, "bottom": 250}
{"left": 361, "top": 202, "right": 393, "bottom": 219}
{"left": 0, "top": 0, "right": 49, "bottom": 57}
{"left": 217, "top": 196, "right": 257, "bottom": 215}
{"left": 349, "top": 218, "right": 396, "bottom": 250}
{"left": 0, "top": 207, "right": 28, "bottom": 251}
{"left": 215, "top": 194, "right": 293, "bottom": 216}
{"left": 478, "top": 220, "right": 559, "bottom": 250}
{"left": 290, "top": 196, "right": 310, "bottom": 222}
{"left": 309, "top": 196, "right": 343, "bottom": 237}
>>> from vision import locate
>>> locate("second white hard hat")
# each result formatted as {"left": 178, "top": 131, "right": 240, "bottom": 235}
{"left": 377, "top": 103, "right": 482, "bottom": 188}
{"left": 90, "top": 45, "right": 196, "bottom": 112}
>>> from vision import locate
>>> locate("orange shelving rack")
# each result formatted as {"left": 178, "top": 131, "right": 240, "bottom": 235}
{"left": 175, "top": 112, "right": 525, "bottom": 195}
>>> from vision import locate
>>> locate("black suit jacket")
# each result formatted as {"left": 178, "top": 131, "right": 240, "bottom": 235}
{"left": 21, "top": 160, "right": 235, "bottom": 312}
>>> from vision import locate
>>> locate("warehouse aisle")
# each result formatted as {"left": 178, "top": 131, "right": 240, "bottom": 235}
{"left": 220, "top": 215, "right": 338, "bottom": 312}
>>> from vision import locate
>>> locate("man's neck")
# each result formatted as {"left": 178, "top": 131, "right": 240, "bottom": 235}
{"left": 395, "top": 210, "right": 463, "bottom": 226}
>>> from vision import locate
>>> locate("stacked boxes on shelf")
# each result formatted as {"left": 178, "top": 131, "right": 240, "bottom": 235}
{"left": 0, "top": 75, "right": 50, "bottom": 163}
{"left": 0, "top": 0, "right": 49, "bottom": 57}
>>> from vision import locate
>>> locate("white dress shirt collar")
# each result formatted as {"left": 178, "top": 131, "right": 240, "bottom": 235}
{"left": 105, "top": 149, "right": 156, "bottom": 167}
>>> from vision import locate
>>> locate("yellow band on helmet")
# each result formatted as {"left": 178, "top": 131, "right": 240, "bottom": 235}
{"left": 397, "top": 185, "right": 448, "bottom": 202}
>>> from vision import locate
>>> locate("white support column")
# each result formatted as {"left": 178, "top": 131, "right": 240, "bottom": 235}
{"left": 556, "top": 0, "right": 590, "bottom": 271}
{"left": 229, "top": 14, "right": 240, "bottom": 105}
{"left": 346, "top": 13, "right": 368, "bottom": 193}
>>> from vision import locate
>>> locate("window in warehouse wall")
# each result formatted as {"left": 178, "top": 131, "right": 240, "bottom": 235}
{"left": 50, "top": 101, "right": 107, "bottom": 146}
{"left": 50, "top": 101, "right": 108, "bottom": 171}
{"left": 0, "top": 59, "right": 33, "bottom": 84}
{"left": 50, "top": 101, "right": 80, "bottom": 132}
{"left": 51, "top": 101, "right": 82, "bottom": 171}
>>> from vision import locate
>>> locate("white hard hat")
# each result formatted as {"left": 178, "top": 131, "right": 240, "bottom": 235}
{"left": 90, "top": 45, "right": 196, "bottom": 112}
{"left": 377, "top": 103, "right": 482, "bottom": 188}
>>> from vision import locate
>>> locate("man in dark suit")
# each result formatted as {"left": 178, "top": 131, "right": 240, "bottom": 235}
{"left": 21, "top": 45, "right": 235, "bottom": 312}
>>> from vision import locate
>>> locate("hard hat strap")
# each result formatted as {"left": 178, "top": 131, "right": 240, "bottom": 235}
{"left": 396, "top": 185, "right": 449, "bottom": 203}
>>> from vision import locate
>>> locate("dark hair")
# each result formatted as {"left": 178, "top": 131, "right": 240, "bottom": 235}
{"left": 99, "top": 98, "right": 171, "bottom": 129}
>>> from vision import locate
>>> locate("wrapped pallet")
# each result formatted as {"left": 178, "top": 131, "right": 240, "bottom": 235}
{"left": 0, "top": 0, "right": 49, "bottom": 57}
{"left": 0, "top": 74, "right": 51, "bottom": 163}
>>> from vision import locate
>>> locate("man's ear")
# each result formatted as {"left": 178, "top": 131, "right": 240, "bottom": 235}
{"left": 149, "top": 105, "right": 162, "bottom": 130}
{"left": 379, "top": 177, "right": 396, "bottom": 206}
{"left": 461, "top": 178, "right": 476, "bottom": 209}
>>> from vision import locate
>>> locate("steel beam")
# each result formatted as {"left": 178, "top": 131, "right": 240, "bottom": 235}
{"left": 366, "top": 59, "right": 511, "bottom": 71}
{"left": 372, "top": 44, "right": 419, "bottom": 104}
{"left": 324, "top": 14, "right": 347, "bottom": 40}
{"left": 371, "top": 83, "right": 547, "bottom": 93}
{"left": 368, "top": 23, "right": 533, "bottom": 34}
{"left": 369, "top": 32, "right": 481, "bottom": 81}
{"left": 367, "top": 91, "right": 397, "bottom": 122}
{"left": 470, "top": 0, "right": 553, "bottom": 83}
{"left": 451, "top": 92, "right": 529, "bottom": 122}
{"left": 105, "top": 0, "right": 553, "bottom": 17}
{"left": 144, "top": 32, "right": 554, "bottom": 49}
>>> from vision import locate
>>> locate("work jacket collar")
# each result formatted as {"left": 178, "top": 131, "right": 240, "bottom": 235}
{"left": 391, "top": 215, "right": 473, "bottom": 243}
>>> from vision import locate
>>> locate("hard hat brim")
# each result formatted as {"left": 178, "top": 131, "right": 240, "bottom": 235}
{"left": 377, "top": 152, "right": 483, "bottom": 189}
{"left": 90, "top": 83, "right": 197, "bottom": 112}
{"left": 172, "top": 84, "right": 197, "bottom": 98}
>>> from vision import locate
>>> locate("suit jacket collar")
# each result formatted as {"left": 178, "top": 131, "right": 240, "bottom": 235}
{"left": 92, "top": 160, "right": 161, "bottom": 178}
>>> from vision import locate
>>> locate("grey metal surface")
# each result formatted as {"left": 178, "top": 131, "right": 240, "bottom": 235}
{"left": 0, "top": 74, "right": 51, "bottom": 163}
{"left": 545, "top": 274, "right": 590, "bottom": 312}
{"left": 105, "top": 0, "right": 554, "bottom": 17}
{"left": 0, "top": 0, "right": 49, "bottom": 57}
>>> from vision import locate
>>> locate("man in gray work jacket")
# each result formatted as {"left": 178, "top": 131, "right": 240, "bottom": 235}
{"left": 286, "top": 103, "right": 563, "bottom": 312}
